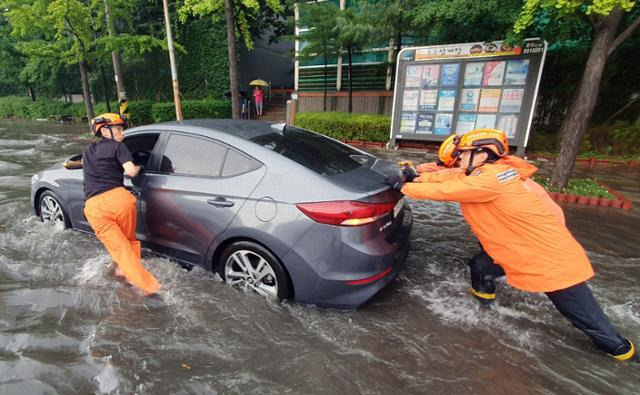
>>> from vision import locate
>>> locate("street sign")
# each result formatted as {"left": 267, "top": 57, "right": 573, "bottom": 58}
{"left": 389, "top": 38, "right": 547, "bottom": 155}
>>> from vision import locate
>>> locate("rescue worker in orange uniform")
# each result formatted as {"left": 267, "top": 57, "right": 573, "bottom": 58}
{"left": 79, "top": 113, "right": 161, "bottom": 295}
{"left": 398, "top": 129, "right": 636, "bottom": 361}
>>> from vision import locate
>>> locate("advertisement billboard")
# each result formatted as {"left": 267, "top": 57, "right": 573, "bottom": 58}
{"left": 389, "top": 39, "right": 547, "bottom": 154}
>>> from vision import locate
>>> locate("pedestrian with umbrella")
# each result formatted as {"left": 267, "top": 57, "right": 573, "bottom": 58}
{"left": 251, "top": 79, "right": 268, "bottom": 117}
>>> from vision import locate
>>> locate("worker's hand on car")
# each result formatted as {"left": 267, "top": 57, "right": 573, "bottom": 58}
{"left": 387, "top": 165, "right": 418, "bottom": 191}
{"left": 401, "top": 165, "right": 417, "bottom": 182}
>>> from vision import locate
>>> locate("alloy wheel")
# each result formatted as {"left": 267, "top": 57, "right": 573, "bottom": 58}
{"left": 40, "top": 195, "right": 66, "bottom": 230}
{"left": 224, "top": 250, "right": 278, "bottom": 297}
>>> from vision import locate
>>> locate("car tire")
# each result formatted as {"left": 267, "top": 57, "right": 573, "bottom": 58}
{"left": 39, "top": 190, "right": 71, "bottom": 230}
{"left": 217, "top": 241, "right": 291, "bottom": 300}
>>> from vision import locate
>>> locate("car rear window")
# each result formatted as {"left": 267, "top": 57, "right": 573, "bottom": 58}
{"left": 249, "top": 127, "right": 364, "bottom": 176}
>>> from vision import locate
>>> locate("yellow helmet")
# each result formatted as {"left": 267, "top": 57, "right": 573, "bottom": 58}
{"left": 455, "top": 129, "right": 509, "bottom": 158}
{"left": 91, "top": 113, "right": 128, "bottom": 136}
{"left": 437, "top": 134, "right": 460, "bottom": 167}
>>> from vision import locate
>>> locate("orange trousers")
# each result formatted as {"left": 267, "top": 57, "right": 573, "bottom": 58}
{"left": 84, "top": 187, "right": 161, "bottom": 294}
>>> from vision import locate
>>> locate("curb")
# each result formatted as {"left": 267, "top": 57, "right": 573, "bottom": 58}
{"left": 548, "top": 183, "right": 633, "bottom": 210}
{"left": 531, "top": 155, "right": 638, "bottom": 169}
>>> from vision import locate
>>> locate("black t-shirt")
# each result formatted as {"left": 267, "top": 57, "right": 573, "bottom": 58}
{"left": 83, "top": 139, "right": 133, "bottom": 200}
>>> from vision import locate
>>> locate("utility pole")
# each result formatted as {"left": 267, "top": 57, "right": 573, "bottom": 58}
{"left": 162, "top": 0, "right": 184, "bottom": 121}
{"left": 103, "top": 0, "right": 127, "bottom": 116}
{"left": 225, "top": 0, "right": 240, "bottom": 119}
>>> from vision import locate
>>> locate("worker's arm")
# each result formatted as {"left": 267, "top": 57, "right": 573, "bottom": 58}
{"left": 402, "top": 169, "right": 501, "bottom": 202}
{"left": 415, "top": 167, "right": 464, "bottom": 183}
{"left": 63, "top": 158, "right": 83, "bottom": 169}
{"left": 123, "top": 161, "right": 140, "bottom": 178}
{"left": 416, "top": 162, "right": 443, "bottom": 173}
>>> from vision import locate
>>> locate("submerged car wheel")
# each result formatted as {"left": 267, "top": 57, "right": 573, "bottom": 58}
{"left": 39, "top": 191, "right": 70, "bottom": 230}
{"left": 218, "top": 241, "right": 291, "bottom": 300}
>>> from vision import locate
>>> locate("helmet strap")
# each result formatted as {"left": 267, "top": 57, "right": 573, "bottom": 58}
{"left": 106, "top": 125, "right": 114, "bottom": 140}
{"left": 465, "top": 150, "right": 476, "bottom": 176}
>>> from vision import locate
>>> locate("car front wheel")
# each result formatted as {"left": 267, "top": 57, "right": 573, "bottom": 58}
{"left": 39, "top": 190, "right": 70, "bottom": 230}
{"left": 218, "top": 241, "right": 291, "bottom": 301}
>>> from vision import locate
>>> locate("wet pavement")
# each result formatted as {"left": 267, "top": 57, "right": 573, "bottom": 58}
{"left": 1, "top": 119, "right": 638, "bottom": 394}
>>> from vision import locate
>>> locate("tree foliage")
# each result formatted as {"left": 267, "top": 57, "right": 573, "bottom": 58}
{"left": 179, "top": 0, "right": 284, "bottom": 50}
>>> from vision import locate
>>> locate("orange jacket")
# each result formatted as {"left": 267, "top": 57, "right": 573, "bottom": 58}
{"left": 498, "top": 156, "right": 565, "bottom": 225}
{"left": 402, "top": 162, "right": 593, "bottom": 292}
{"left": 416, "top": 157, "right": 565, "bottom": 225}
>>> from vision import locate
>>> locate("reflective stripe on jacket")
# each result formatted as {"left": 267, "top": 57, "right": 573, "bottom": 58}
{"left": 402, "top": 162, "right": 594, "bottom": 292}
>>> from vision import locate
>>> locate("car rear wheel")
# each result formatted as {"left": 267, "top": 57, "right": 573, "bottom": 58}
{"left": 39, "top": 190, "right": 70, "bottom": 230}
{"left": 218, "top": 241, "right": 291, "bottom": 300}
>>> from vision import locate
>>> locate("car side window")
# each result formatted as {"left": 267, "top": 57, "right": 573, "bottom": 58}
{"left": 160, "top": 134, "right": 227, "bottom": 177}
{"left": 221, "top": 149, "right": 260, "bottom": 177}
{"left": 123, "top": 133, "right": 160, "bottom": 167}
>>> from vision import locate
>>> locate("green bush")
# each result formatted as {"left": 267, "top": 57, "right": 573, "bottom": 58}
{"left": 0, "top": 96, "right": 32, "bottom": 118}
{"left": 127, "top": 100, "right": 154, "bottom": 126}
{"left": 534, "top": 177, "right": 614, "bottom": 199}
{"left": 293, "top": 112, "right": 391, "bottom": 142}
{"left": 151, "top": 99, "right": 232, "bottom": 122}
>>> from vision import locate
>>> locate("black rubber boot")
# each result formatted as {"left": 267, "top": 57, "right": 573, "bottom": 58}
{"left": 468, "top": 252, "right": 504, "bottom": 308}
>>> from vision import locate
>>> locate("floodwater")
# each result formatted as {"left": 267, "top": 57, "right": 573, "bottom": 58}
{"left": 1, "top": 119, "right": 638, "bottom": 394}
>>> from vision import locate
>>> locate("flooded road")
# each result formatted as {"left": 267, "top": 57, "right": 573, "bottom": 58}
{"left": 1, "top": 119, "right": 638, "bottom": 394}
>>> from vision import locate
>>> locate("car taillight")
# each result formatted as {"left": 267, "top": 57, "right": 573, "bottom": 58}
{"left": 296, "top": 200, "right": 396, "bottom": 226}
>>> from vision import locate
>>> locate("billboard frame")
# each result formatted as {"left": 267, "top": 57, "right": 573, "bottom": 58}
{"left": 389, "top": 38, "right": 547, "bottom": 155}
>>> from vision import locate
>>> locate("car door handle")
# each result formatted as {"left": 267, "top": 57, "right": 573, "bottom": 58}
{"left": 207, "top": 197, "right": 235, "bottom": 208}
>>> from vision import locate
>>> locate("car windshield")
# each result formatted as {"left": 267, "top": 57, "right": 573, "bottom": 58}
{"left": 249, "top": 126, "right": 364, "bottom": 176}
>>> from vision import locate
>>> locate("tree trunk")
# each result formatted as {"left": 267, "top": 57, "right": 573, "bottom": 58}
{"left": 323, "top": 56, "right": 327, "bottom": 112}
{"left": 27, "top": 85, "right": 36, "bottom": 102}
{"left": 100, "top": 66, "right": 112, "bottom": 113}
{"left": 347, "top": 47, "right": 353, "bottom": 113}
{"left": 79, "top": 60, "right": 95, "bottom": 123}
{"left": 104, "top": 0, "right": 126, "bottom": 101}
{"left": 550, "top": 10, "right": 623, "bottom": 188}
{"left": 225, "top": 0, "right": 240, "bottom": 119}
{"left": 162, "top": 0, "right": 183, "bottom": 121}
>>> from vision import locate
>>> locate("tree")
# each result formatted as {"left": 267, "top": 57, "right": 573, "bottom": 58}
{"left": 333, "top": 8, "right": 374, "bottom": 113}
{"left": 514, "top": 1, "right": 640, "bottom": 188}
{"left": 180, "top": 0, "right": 284, "bottom": 119}
{"left": 2, "top": 0, "right": 99, "bottom": 120}
{"left": 296, "top": 2, "right": 339, "bottom": 111}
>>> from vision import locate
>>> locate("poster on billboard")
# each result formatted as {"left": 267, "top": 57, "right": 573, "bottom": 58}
{"left": 505, "top": 59, "right": 529, "bottom": 85}
{"left": 402, "top": 90, "right": 419, "bottom": 111}
{"left": 478, "top": 89, "right": 501, "bottom": 112}
{"left": 456, "top": 113, "right": 477, "bottom": 134}
{"left": 475, "top": 114, "right": 497, "bottom": 129}
{"left": 464, "top": 62, "right": 484, "bottom": 86}
{"left": 500, "top": 89, "right": 524, "bottom": 112}
{"left": 440, "top": 64, "right": 461, "bottom": 86}
{"left": 405, "top": 65, "right": 422, "bottom": 87}
{"left": 421, "top": 65, "right": 440, "bottom": 87}
{"left": 497, "top": 114, "right": 519, "bottom": 138}
{"left": 434, "top": 114, "right": 452, "bottom": 135}
{"left": 460, "top": 89, "right": 480, "bottom": 111}
{"left": 416, "top": 113, "right": 435, "bottom": 134}
{"left": 483, "top": 61, "right": 506, "bottom": 86}
{"left": 400, "top": 112, "right": 417, "bottom": 133}
{"left": 438, "top": 90, "right": 456, "bottom": 111}
{"left": 419, "top": 89, "right": 438, "bottom": 111}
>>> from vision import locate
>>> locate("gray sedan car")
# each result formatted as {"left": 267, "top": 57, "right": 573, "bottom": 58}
{"left": 30, "top": 120, "right": 412, "bottom": 309}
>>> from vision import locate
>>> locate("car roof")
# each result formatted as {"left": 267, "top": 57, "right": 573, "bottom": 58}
{"left": 136, "top": 119, "right": 285, "bottom": 140}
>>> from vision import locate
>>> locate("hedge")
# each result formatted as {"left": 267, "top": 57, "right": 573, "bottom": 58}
{"left": 0, "top": 96, "right": 231, "bottom": 126}
{"left": 151, "top": 99, "right": 232, "bottom": 123}
{"left": 293, "top": 112, "right": 391, "bottom": 142}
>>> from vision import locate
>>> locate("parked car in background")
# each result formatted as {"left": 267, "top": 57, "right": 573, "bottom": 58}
{"left": 31, "top": 120, "right": 412, "bottom": 309}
